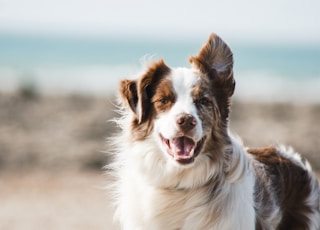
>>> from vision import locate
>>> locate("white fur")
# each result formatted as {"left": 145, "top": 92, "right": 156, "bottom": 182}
{"left": 112, "top": 134, "right": 256, "bottom": 230}
{"left": 156, "top": 68, "right": 202, "bottom": 141}
{"left": 154, "top": 68, "right": 204, "bottom": 165}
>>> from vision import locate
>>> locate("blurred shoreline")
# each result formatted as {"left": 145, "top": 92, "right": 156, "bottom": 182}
{"left": 1, "top": 34, "right": 320, "bottom": 104}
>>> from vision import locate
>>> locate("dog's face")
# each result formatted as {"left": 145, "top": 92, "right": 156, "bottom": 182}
{"left": 119, "top": 33, "right": 235, "bottom": 167}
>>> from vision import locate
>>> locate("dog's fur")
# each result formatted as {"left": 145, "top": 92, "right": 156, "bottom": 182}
{"left": 109, "top": 33, "right": 320, "bottom": 229}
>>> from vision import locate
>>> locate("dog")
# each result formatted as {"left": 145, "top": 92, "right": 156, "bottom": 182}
{"left": 109, "top": 33, "right": 320, "bottom": 229}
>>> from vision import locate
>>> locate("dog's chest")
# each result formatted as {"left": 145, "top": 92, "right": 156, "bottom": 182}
{"left": 120, "top": 177, "right": 213, "bottom": 230}
{"left": 118, "top": 169, "right": 257, "bottom": 230}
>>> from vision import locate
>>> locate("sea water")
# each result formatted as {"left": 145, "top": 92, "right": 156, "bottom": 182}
{"left": 0, "top": 34, "right": 319, "bottom": 103}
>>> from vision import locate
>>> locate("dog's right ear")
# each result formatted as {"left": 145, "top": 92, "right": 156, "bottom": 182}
{"left": 119, "top": 79, "right": 138, "bottom": 114}
{"left": 189, "top": 33, "right": 235, "bottom": 98}
{"left": 119, "top": 60, "right": 170, "bottom": 124}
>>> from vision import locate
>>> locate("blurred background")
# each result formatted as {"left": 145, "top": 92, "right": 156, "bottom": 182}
{"left": 0, "top": 0, "right": 319, "bottom": 229}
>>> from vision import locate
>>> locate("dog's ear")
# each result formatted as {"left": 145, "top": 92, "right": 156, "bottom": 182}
{"left": 190, "top": 33, "right": 235, "bottom": 121}
{"left": 120, "top": 60, "right": 170, "bottom": 124}
{"left": 119, "top": 79, "right": 138, "bottom": 114}
{"left": 189, "top": 33, "right": 235, "bottom": 98}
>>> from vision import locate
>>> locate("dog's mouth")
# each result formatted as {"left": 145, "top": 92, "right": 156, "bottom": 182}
{"left": 160, "top": 134, "right": 206, "bottom": 165}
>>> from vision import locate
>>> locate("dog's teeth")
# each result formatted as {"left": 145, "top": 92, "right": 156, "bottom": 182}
{"left": 190, "top": 148, "right": 195, "bottom": 157}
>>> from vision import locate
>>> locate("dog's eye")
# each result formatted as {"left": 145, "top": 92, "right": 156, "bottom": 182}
{"left": 198, "top": 97, "right": 210, "bottom": 106}
{"left": 159, "top": 98, "right": 168, "bottom": 104}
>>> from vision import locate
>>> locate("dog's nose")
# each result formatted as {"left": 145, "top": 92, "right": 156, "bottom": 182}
{"left": 176, "top": 113, "right": 197, "bottom": 132}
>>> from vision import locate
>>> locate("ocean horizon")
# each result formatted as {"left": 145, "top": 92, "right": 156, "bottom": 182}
{"left": 1, "top": 34, "right": 319, "bottom": 103}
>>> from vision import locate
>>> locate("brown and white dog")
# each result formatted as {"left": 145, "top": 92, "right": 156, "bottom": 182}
{"left": 109, "top": 33, "right": 320, "bottom": 229}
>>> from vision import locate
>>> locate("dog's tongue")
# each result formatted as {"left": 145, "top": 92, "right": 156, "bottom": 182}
{"left": 171, "top": 136, "right": 195, "bottom": 159}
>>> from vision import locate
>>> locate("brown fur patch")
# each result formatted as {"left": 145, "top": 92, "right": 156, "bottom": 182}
{"left": 119, "top": 79, "right": 138, "bottom": 113}
{"left": 137, "top": 60, "right": 171, "bottom": 122}
{"left": 129, "top": 60, "right": 171, "bottom": 140}
{"left": 191, "top": 75, "right": 232, "bottom": 162}
{"left": 152, "top": 78, "right": 176, "bottom": 113}
{"left": 248, "top": 147, "right": 315, "bottom": 229}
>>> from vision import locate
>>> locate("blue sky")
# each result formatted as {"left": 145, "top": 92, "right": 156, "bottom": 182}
{"left": 0, "top": 0, "right": 319, "bottom": 44}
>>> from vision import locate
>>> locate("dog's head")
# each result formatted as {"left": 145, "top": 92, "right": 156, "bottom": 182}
{"left": 119, "top": 33, "right": 235, "bottom": 167}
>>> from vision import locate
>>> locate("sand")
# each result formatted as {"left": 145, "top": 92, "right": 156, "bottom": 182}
{"left": 0, "top": 92, "right": 319, "bottom": 229}
{"left": 0, "top": 171, "right": 119, "bottom": 230}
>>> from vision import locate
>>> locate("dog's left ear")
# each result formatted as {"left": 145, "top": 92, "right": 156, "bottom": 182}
{"left": 189, "top": 33, "right": 235, "bottom": 98}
